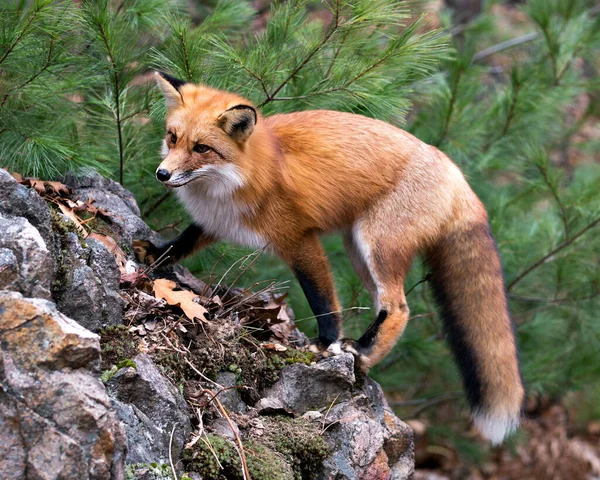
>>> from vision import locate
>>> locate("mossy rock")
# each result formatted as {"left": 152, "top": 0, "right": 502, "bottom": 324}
{"left": 257, "top": 416, "right": 329, "bottom": 479}
{"left": 185, "top": 434, "right": 294, "bottom": 480}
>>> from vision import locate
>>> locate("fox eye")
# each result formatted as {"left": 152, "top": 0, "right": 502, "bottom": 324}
{"left": 193, "top": 144, "right": 210, "bottom": 154}
{"left": 168, "top": 132, "right": 177, "bottom": 145}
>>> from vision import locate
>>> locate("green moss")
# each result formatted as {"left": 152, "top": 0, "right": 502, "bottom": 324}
{"left": 125, "top": 462, "right": 173, "bottom": 480}
{"left": 99, "top": 325, "right": 139, "bottom": 371}
{"left": 50, "top": 208, "right": 85, "bottom": 241}
{"left": 258, "top": 416, "right": 329, "bottom": 479}
{"left": 185, "top": 434, "right": 293, "bottom": 480}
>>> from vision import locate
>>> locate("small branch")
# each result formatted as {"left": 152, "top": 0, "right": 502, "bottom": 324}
{"left": 1, "top": 39, "right": 55, "bottom": 107}
{"left": 142, "top": 190, "right": 172, "bottom": 218}
{"left": 0, "top": 3, "right": 43, "bottom": 66}
{"left": 507, "top": 216, "right": 600, "bottom": 291}
{"left": 472, "top": 32, "right": 540, "bottom": 63}
{"left": 406, "top": 273, "right": 431, "bottom": 296}
{"left": 259, "top": 0, "right": 342, "bottom": 107}
{"left": 178, "top": 31, "right": 193, "bottom": 80}
{"left": 96, "top": 21, "right": 125, "bottom": 185}
{"left": 435, "top": 66, "right": 463, "bottom": 147}
{"left": 536, "top": 162, "right": 570, "bottom": 240}
{"left": 510, "top": 289, "right": 600, "bottom": 305}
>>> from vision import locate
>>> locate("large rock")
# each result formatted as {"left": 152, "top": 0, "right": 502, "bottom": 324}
{"left": 0, "top": 291, "right": 127, "bottom": 480}
{"left": 259, "top": 354, "right": 414, "bottom": 480}
{"left": 0, "top": 214, "right": 54, "bottom": 299}
{"left": 0, "top": 169, "right": 56, "bottom": 254}
{"left": 257, "top": 353, "right": 356, "bottom": 414}
{"left": 54, "top": 230, "right": 124, "bottom": 332}
{"left": 65, "top": 172, "right": 161, "bottom": 245}
{"left": 106, "top": 354, "right": 192, "bottom": 469}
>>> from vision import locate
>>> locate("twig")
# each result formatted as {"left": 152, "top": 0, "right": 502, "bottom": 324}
{"left": 472, "top": 32, "right": 540, "bottom": 63}
{"left": 96, "top": 21, "right": 125, "bottom": 185}
{"left": 409, "top": 392, "right": 461, "bottom": 417}
{"left": 143, "top": 191, "right": 172, "bottom": 218}
{"left": 507, "top": 216, "right": 600, "bottom": 291}
{"left": 321, "top": 394, "right": 341, "bottom": 434}
{"left": 200, "top": 389, "right": 250, "bottom": 480}
{"left": 1, "top": 39, "right": 55, "bottom": 107}
{"left": 140, "top": 245, "right": 173, "bottom": 276}
{"left": 406, "top": 274, "right": 431, "bottom": 296}
{"left": 168, "top": 423, "right": 178, "bottom": 480}
{"left": 435, "top": 65, "right": 463, "bottom": 147}
{"left": 183, "top": 357, "right": 224, "bottom": 390}
{"left": 536, "top": 162, "right": 570, "bottom": 240}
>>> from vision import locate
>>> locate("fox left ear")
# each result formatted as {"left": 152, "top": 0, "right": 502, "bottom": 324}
{"left": 218, "top": 105, "right": 257, "bottom": 142}
{"left": 155, "top": 71, "right": 186, "bottom": 110}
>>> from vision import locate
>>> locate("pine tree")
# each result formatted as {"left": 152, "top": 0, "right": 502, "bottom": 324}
{"left": 1, "top": 0, "right": 599, "bottom": 453}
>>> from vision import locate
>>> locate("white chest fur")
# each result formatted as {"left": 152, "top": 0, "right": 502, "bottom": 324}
{"left": 176, "top": 180, "right": 266, "bottom": 249}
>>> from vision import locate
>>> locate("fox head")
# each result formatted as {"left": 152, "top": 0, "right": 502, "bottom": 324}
{"left": 154, "top": 71, "right": 259, "bottom": 192}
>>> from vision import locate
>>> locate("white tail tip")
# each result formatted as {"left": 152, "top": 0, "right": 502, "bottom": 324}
{"left": 473, "top": 410, "right": 520, "bottom": 445}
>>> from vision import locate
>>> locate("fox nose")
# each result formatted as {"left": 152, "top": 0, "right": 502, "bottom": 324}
{"left": 156, "top": 169, "right": 171, "bottom": 182}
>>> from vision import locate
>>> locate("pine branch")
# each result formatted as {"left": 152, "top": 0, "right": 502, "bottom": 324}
{"left": 0, "top": 3, "right": 44, "bottom": 66}
{"left": 178, "top": 30, "right": 193, "bottom": 80}
{"left": 472, "top": 32, "right": 540, "bottom": 63}
{"left": 96, "top": 20, "right": 125, "bottom": 185}
{"left": 507, "top": 215, "right": 600, "bottom": 291}
{"left": 435, "top": 65, "right": 463, "bottom": 147}
{"left": 259, "top": 0, "right": 342, "bottom": 107}
{"left": 1, "top": 39, "right": 55, "bottom": 107}
{"left": 536, "top": 162, "right": 570, "bottom": 240}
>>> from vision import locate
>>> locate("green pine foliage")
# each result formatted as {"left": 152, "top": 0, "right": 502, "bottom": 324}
{"left": 1, "top": 0, "right": 599, "bottom": 452}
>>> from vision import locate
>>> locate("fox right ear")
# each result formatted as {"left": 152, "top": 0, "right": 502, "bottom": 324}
{"left": 155, "top": 71, "right": 186, "bottom": 109}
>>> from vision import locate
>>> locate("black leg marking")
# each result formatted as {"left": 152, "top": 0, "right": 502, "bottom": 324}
{"left": 164, "top": 223, "right": 205, "bottom": 261}
{"left": 357, "top": 310, "right": 388, "bottom": 351}
{"left": 293, "top": 267, "right": 340, "bottom": 346}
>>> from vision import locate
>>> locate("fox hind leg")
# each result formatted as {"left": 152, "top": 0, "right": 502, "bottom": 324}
{"left": 343, "top": 219, "right": 415, "bottom": 370}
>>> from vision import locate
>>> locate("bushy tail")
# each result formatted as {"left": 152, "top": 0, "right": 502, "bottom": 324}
{"left": 426, "top": 219, "right": 524, "bottom": 444}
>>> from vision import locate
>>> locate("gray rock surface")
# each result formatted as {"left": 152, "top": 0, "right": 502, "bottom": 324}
{"left": 55, "top": 229, "right": 124, "bottom": 331}
{"left": 65, "top": 171, "right": 161, "bottom": 245}
{"left": 0, "top": 291, "right": 127, "bottom": 480}
{"left": 261, "top": 354, "right": 415, "bottom": 480}
{"left": 215, "top": 371, "right": 248, "bottom": 413}
{"left": 106, "top": 354, "right": 192, "bottom": 469}
{"left": 258, "top": 353, "right": 356, "bottom": 414}
{"left": 0, "top": 214, "right": 54, "bottom": 299}
{"left": 0, "top": 169, "right": 56, "bottom": 254}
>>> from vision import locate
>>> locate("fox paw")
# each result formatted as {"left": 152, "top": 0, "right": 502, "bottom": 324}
{"left": 133, "top": 239, "right": 161, "bottom": 265}
{"left": 340, "top": 339, "right": 372, "bottom": 372}
{"left": 308, "top": 339, "right": 343, "bottom": 358}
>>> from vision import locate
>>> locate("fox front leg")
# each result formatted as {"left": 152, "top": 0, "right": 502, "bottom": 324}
{"left": 133, "top": 223, "right": 214, "bottom": 265}
{"left": 277, "top": 232, "right": 343, "bottom": 355}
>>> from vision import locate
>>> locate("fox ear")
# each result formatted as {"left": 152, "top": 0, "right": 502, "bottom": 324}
{"left": 218, "top": 105, "right": 257, "bottom": 142}
{"left": 155, "top": 71, "right": 186, "bottom": 109}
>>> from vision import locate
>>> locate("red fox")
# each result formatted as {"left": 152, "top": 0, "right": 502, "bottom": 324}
{"left": 134, "top": 71, "right": 525, "bottom": 444}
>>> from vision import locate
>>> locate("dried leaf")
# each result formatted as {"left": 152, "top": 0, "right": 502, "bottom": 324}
{"left": 57, "top": 203, "right": 87, "bottom": 234}
{"left": 262, "top": 342, "right": 287, "bottom": 352}
{"left": 153, "top": 278, "right": 209, "bottom": 322}
{"left": 88, "top": 233, "right": 128, "bottom": 273}
{"left": 44, "top": 180, "right": 70, "bottom": 197}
